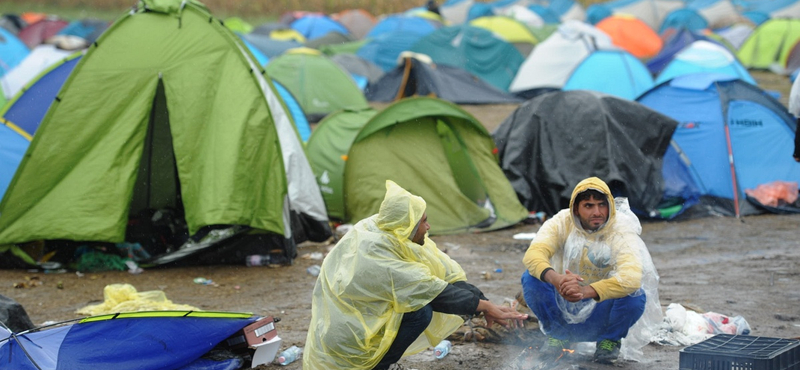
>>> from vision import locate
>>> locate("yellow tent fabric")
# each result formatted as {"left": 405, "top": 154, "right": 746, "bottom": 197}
{"left": 304, "top": 180, "right": 467, "bottom": 369}
{"left": 469, "top": 16, "right": 537, "bottom": 45}
{"left": 76, "top": 284, "right": 200, "bottom": 316}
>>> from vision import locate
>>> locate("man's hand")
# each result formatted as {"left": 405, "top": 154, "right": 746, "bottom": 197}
{"left": 477, "top": 300, "right": 528, "bottom": 328}
{"left": 543, "top": 269, "right": 597, "bottom": 302}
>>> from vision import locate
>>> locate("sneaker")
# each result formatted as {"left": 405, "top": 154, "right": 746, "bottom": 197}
{"left": 539, "top": 336, "right": 571, "bottom": 360}
{"left": 593, "top": 339, "right": 621, "bottom": 364}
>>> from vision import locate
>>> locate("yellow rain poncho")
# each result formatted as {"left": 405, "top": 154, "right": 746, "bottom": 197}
{"left": 304, "top": 180, "right": 467, "bottom": 369}
{"left": 523, "top": 177, "right": 662, "bottom": 361}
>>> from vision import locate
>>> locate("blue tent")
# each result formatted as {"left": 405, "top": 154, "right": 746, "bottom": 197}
{"left": 655, "top": 40, "right": 755, "bottom": 85}
{"left": 0, "top": 120, "right": 29, "bottom": 199}
{"left": 409, "top": 24, "right": 524, "bottom": 91}
{"left": 56, "top": 19, "right": 109, "bottom": 43}
{"left": 637, "top": 73, "right": 800, "bottom": 217}
{"left": 659, "top": 8, "right": 709, "bottom": 34}
{"left": 0, "top": 27, "right": 29, "bottom": 77}
{"left": 528, "top": 5, "right": 562, "bottom": 24}
{"left": 357, "top": 31, "right": 428, "bottom": 71}
{"left": 241, "top": 33, "right": 302, "bottom": 58}
{"left": 0, "top": 311, "right": 258, "bottom": 370}
{"left": 272, "top": 80, "right": 311, "bottom": 142}
{"left": 1, "top": 54, "right": 80, "bottom": 136}
{"left": 647, "top": 28, "right": 715, "bottom": 74}
{"left": 366, "top": 14, "right": 437, "bottom": 39}
{"left": 238, "top": 34, "right": 270, "bottom": 66}
{"left": 290, "top": 15, "right": 348, "bottom": 40}
{"left": 562, "top": 50, "right": 654, "bottom": 100}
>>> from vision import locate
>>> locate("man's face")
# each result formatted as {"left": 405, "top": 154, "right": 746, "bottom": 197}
{"left": 411, "top": 213, "right": 430, "bottom": 245}
{"left": 576, "top": 196, "right": 609, "bottom": 231}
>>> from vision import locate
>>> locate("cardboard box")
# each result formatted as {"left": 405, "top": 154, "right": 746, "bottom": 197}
{"left": 224, "top": 316, "right": 278, "bottom": 350}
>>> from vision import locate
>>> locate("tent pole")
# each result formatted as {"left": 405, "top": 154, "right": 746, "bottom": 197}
{"left": 723, "top": 124, "right": 740, "bottom": 218}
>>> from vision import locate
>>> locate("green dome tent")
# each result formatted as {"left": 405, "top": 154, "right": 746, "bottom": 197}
{"left": 265, "top": 48, "right": 369, "bottom": 122}
{"left": 0, "top": 0, "right": 331, "bottom": 264}
{"left": 737, "top": 18, "right": 800, "bottom": 72}
{"left": 306, "top": 97, "right": 528, "bottom": 235}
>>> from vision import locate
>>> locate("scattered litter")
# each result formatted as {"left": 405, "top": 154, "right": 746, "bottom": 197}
{"left": 126, "top": 260, "right": 143, "bottom": 274}
{"left": 13, "top": 276, "right": 42, "bottom": 289}
{"left": 513, "top": 232, "right": 537, "bottom": 240}
{"left": 277, "top": 345, "right": 303, "bottom": 365}
{"left": 307, "top": 265, "right": 321, "bottom": 277}
{"left": 481, "top": 271, "right": 492, "bottom": 280}
{"left": 653, "top": 303, "right": 751, "bottom": 346}
{"left": 193, "top": 277, "right": 214, "bottom": 285}
{"left": 433, "top": 340, "right": 452, "bottom": 359}
{"left": 335, "top": 224, "right": 353, "bottom": 239}
{"left": 76, "top": 283, "right": 201, "bottom": 316}
{"left": 302, "top": 252, "right": 324, "bottom": 260}
{"left": 443, "top": 242, "right": 461, "bottom": 251}
{"left": 494, "top": 268, "right": 503, "bottom": 273}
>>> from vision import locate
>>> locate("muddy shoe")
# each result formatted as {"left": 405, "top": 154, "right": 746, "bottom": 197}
{"left": 539, "top": 336, "right": 570, "bottom": 361}
{"left": 593, "top": 339, "right": 621, "bottom": 364}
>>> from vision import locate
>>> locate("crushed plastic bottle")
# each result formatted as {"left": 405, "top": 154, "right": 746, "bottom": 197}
{"left": 307, "top": 265, "right": 321, "bottom": 277}
{"left": 434, "top": 339, "right": 452, "bottom": 359}
{"left": 246, "top": 254, "right": 271, "bottom": 267}
{"left": 277, "top": 345, "right": 303, "bottom": 366}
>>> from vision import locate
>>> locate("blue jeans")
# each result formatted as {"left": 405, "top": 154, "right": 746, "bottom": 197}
{"left": 521, "top": 270, "right": 645, "bottom": 342}
{"left": 373, "top": 304, "right": 433, "bottom": 370}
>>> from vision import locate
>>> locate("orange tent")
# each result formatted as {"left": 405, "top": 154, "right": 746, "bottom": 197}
{"left": 596, "top": 15, "right": 663, "bottom": 59}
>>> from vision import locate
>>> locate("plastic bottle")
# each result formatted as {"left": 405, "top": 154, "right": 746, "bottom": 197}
{"left": 246, "top": 255, "right": 270, "bottom": 267}
{"left": 277, "top": 345, "right": 303, "bottom": 366}
{"left": 433, "top": 340, "right": 452, "bottom": 359}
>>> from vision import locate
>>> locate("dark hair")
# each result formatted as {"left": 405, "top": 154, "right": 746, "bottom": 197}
{"left": 574, "top": 189, "right": 606, "bottom": 205}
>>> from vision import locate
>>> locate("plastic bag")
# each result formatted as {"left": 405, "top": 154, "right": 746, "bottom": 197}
{"left": 745, "top": 181, "right": 799, "bottom": 207}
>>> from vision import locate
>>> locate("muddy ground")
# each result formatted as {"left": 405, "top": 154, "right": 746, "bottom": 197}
{"left": 3, "top": 72, "right": 799, "bottom": 369}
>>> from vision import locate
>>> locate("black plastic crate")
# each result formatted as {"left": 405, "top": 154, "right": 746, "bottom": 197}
{"left": 680, "top": 335, "right": 800, "bottom": 370}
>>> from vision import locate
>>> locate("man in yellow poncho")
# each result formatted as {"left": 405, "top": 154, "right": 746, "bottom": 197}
{"left": 521, "top": 177, "right": 661, "bottom": 364}
{"left": 304, "top": 180, "right": 526, "bottom": 370}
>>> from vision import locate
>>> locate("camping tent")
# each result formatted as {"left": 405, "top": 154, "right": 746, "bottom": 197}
{"left": 655, "top": 40, "right": 755, "bottom": 84}
{"left": 737, "top": 18, "right": 800, "bottom": 74}
{"left": 0, "top": 0, "right": 331, "bottom": 262}
{"left": 510, "top": 20, "right": 654, "bottom": 101}
{"left": 17, "top": 18, "right": 69, "bottom": 49}
{"left": 0, "top": 27, "right": 29, "bottom": 77}
{"left": 365, "top": 56, "right": 522, "bottom": 104}
{"left": 637, "top": 73, "right": 800, "bottom": 217}
{"left": 493, "top": 90, "right": 679, "bottom": 217}
{"left": 266, "top": 48, "right": 369, "bottom": 122}
{"left": 585, "top": 0, "right": 684, "bottom": 30}
{"left": 331, "top": 9, "right": 376, "bottom": 39}
{"left": 468, "top": 16, "right": 538, "bottom": 56}
{"left": 409, "top": 24, "right": 524, "bottom": 91}
{"left": 1, "top": 45, "right": 74, "bottom": 100}
{"left": 1, "top": 311, "right": 259, "bottom": 370}
{"left": 289, "top": 14, "right": 349, "bottom": 40}
{"left": 306, "top": 97, "right": 528, "bottom": 234}
{"left": 0, "top": 53, "right": 80, "bottom": 136}
{"left": 0, "top": 119, "right": 29, "bottom": 199}
{"left": 595, "top": 14, "right": 663, "bottom": 59}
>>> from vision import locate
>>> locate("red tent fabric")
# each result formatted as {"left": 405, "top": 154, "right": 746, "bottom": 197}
{"left": 17, "top": 18, "right": 69, "bottom": 49}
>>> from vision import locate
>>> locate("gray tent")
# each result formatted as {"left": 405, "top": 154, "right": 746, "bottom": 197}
{"left": 366, "top": 57, "right": 521, "bottom": 104}
{"left": 493, "top": 90, "right": 678, "bottom": 216}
